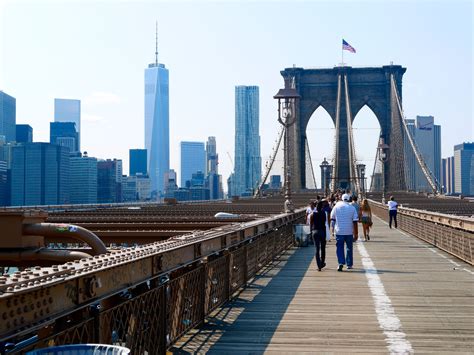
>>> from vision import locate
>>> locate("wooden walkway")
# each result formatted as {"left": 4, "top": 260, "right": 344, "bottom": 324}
{"left": 171, "top": 216, "right": 474, "bottom": 354}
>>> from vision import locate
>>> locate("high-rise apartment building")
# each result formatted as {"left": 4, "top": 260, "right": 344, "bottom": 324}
{"left": 16, "top": 124, "right": 33, "bottom": 143}
{"left": 50, "top": 122, "right": 79, "bottom": 153}
{"left": 54, "top": 98, "right": 81, "bottom": 151}
{"left": 180, "top": 141, "right": 206, "bottom": 187}
{"left": 404, "top": 116, "right": 441, "bottom": 192}
{"left": 10, "top": 143, "right": 70, "bottom": 206}
{"left": 129, "top": 149, "right": 147, "bottom": 176}
{"left": 234, "top": 85, "right": 261, "bottom": 196}
{"left": 205, "top": 136, "right": 223, "bottom": 200}
{"left": 454, "top": 142, "right": 474, "bottom": 196}
{"left": 145, "top": 30, "right": 169, "bottom": 196}
{"left": 442, "top": 157, "right": 455, "bottom": 195}
{"left": 0, "top": 91, "right": 16, "bottom": 143}
{"left": 70, "top": 154, "right": 97, "bottom": 204}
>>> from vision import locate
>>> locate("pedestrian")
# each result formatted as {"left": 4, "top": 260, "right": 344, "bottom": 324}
{"left": 311, "top": 200, "right": 327, "bottom": 271}
{"left": 388, "top": 196, "right": 398, "bottom": 228}
{"left": 360, "top": 199, "right": 373, "bottom": 241}
{"left": 330, "top": 193, "right": 359, "bottom": 271}
{"left": 322, "top": 199, "right": 332, "bottom": 242}
{"left": 351, "top": 195, "right": 361, "bottom": 240}
{"left": 306, "top": 201, "right": 315, "bottom": 225}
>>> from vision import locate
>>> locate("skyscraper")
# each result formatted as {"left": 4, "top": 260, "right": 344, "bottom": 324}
{"left": 234, "top": 85, "right": 261, "bottom": 196}
{"left": 10, "top": 143, "right": 70, "bottom": 206}
{"left": 129, "top": 149, "right": 148, "bottom": 176}
{"left": 70, "top": 153, "right": 98, "bottom": 204}
{"left": 454, "top": 142, "right": 474, "bottom": 196}
{"left": 54, "top": 98, "right": 81, "bottom": 151}
{"left": 180, "top": 141, "right": 206, "bottom": 187}
{"left": 442, "top": 156, "right": 455, "bottom": 195}
{"left": 97, "top": 159, "right": 122, "bottom": 203}
{"left": 0, "top": 91, "right": 16, "bottom": 143}
{"left": 16, "top": 124, "right": 33, "bottom": 143}
{"left": 50, "top": 122, "right": 79, "bottom": 153}
{"left": 404, "top": 116, "right": 441, "bottom": 192}
{"left": 205, "top": 136, "right": 223, "bottom": 199}
{"left": 145, "top": 26, "right": 169, "bottom": 196}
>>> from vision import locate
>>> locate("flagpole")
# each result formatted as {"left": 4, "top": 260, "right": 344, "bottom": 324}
{"left": 341, "top": 38, "right": 344, "bottom": 67}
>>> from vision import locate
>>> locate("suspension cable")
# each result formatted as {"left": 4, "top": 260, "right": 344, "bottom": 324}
{"left": 390, "top": 75, "right": 440, "bottom": 194}
{"left": 343, "top": 74, "right": 361, "bottom": 195}
{"left": 254, "top": 126, "right": 285, "bottom": 197}
{"left": 332, "top": 74, "right": 342, "bottom": 192}
{"left": 305, "top": 137, "right": 318, "bottom": 189}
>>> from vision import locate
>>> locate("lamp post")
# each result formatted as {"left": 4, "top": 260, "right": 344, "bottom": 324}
{"left": 274, "top": 85, "right": 300, "bottom": 213}
{"left": 378, "top": 139, "right": 389, "bottom": 204}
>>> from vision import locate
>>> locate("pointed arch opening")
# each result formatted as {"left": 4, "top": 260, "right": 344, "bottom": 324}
{"left": 305, "top": 106, "right": 335, "bottom": 189}
{"left": 352, "top": 105, "right": 381, "bottom": 192}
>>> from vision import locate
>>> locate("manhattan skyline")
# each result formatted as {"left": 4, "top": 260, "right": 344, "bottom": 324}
{"left": 1, "top": 1, "right": 472, "bottom": 189}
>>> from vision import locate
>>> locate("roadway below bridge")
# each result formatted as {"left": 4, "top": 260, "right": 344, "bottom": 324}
{"left": 172, "top": 216, "right": 474, "bottom": 354}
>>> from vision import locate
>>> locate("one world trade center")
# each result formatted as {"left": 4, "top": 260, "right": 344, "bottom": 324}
{"left": 145, "top": 25, "right": 169, "bottom": 196}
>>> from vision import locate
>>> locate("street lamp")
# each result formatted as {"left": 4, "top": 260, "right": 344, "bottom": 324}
{"left": 274, "top": 85, "right": 300, "bottom": 213}
{"left": 377, "top": 139, "right": 389, "bottom": 204}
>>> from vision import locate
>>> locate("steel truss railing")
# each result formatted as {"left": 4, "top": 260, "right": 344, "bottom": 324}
{"left": 0, "top": 210, "right": 304, "bottom": 354}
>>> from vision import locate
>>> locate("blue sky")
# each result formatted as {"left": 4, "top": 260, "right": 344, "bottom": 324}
{"left": 1, "top": 0, "right": 472, "bottom": 188}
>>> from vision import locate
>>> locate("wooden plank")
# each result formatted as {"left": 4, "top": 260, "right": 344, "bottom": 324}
{"left": 171, "top": 217, "right": 474, "bottom": 354}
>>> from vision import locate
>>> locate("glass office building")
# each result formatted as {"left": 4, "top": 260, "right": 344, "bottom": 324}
{"left": 454, "top": 142, "right": 474, "bottom": 196}
{"left": 180, "top": 141, "right": 206, "bottom": 187}
{"left": 16, "top": 124, "right": 33, "bottom": 143}
{"left": 130, "top": 149, "right": 148, "bottom": 176}
{"left": 54, "top": 98, "right": 81, "bottom": 151}
{"left": 10, "top": 143, "right": 70, "bottom": 206}
{"left": 0, "top": 91, "right": 16, "bottom": 143}
{"left": 145, "top": 62, "right": 169, "bottom": 196}
{"left": 234, "top": 86, "right": 261, "bottom": 196}
{"left": 50, "top": 122, "right": 79, "bottom": 153}
{"left": 70, "top": 154, "right": 98, "bottom": 204}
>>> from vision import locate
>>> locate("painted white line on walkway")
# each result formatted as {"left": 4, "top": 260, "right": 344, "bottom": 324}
{"left": 357, "top": 242, "right": 414, "bottom": 354}
{"left": 373, "top": 215, "right": 472, "bottom": 275}
{"left": 463, "top": 268, "right": 474, "bottom": 275}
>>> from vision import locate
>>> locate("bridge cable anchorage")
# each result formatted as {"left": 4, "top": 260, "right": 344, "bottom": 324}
{"left": 304, "top": 137, "right": 318, "bottom": 189}
{"left": 254, "top": 125, "right": 285, "bottom": 197}
{"left": 343, "top": 74, "right": 361, "bottom": 195}
{"left": 332, "top": 74, "right": 342, "bottom": 192}
{"left": 390, "top": 75, "right": 440, "bottom": 194}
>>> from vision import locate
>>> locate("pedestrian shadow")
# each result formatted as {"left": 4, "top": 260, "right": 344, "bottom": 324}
{"left": 170, "top": 246, "right": 314, "bottom": 354}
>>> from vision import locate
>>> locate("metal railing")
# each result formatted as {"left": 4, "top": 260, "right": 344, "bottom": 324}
{"left": 0, "top": 210, "right": 304, "bottom": 354}
{"left": 369, "top": 200, "right": 473, "bottom": 265}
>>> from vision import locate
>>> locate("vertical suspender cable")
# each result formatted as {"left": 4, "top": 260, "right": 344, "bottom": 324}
{"left": 344, "top": 74, "right": 361, "bottom": 195}
{"left": 332, "top": 74, "right": 342, "bottom": 192}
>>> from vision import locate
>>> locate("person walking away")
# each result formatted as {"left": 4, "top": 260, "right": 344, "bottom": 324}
{"left": 388, "top": 196, "right": 398, "bottom": 228}
{"left": 322, "top": 199, "right": 332, "bottom": 242}
{"left": 351, "top": 196, "right": 361, "bottom": 240}
{"left": 311, "top": 201, "right": 327, "bottom": 271}
{"left": 360, "top": 199, "right": 373, "bottom": 241}
{"left": 331, "top": 193, "right": 359, "bottom": 271}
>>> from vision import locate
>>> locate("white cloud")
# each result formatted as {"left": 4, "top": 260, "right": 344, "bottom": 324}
{"left": 83, "top": 91, "right": 121, "bottom": 105}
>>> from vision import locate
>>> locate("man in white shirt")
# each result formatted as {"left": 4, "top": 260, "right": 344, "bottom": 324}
{"left": 387, "top": 196, "right": 398, "bottom": 228}
{"left": 330, "top": 193, "right": 359, "bottom": 271}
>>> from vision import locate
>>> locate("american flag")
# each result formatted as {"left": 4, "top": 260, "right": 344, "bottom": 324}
{"left": 342, "top": 39, "right": 356, "bottom": 53}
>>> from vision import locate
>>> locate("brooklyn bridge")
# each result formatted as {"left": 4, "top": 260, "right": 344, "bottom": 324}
{"left": 0, "top": 65, "right": 472, "bottom": 354}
